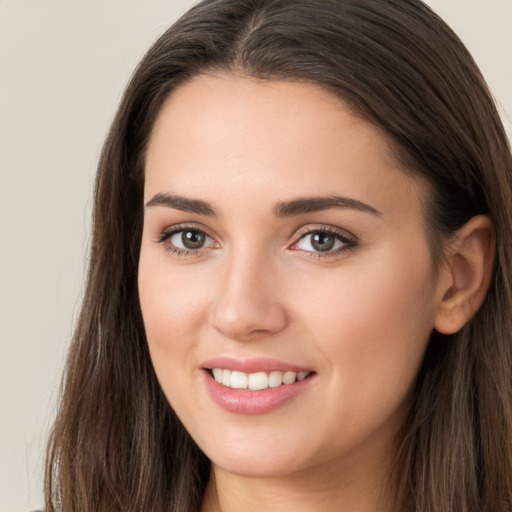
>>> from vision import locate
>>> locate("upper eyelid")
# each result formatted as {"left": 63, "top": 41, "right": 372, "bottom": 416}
{"left": 291, "top": 224, "right": 357, "bottom": 242}
{"left": 157, "top": 223, "right": 218, "bottom": 241}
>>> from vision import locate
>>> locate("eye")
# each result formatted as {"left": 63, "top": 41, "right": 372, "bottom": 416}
{"left": 171, "top": 229, "right": 211, "bottom": 249}
{"left": 291, "top": 228, "right": 356, "bottom": 256}
{"left": 158, "top": 227, "right": 216, "bottom": 255}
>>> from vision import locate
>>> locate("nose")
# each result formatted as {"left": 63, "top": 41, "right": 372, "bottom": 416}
{"left": 208, "top": 249, "right": 288, "bottom": 341}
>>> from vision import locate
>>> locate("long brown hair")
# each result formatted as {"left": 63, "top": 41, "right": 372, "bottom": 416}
{"left": 45, "top": 1, "right": 512, "bottom": 511}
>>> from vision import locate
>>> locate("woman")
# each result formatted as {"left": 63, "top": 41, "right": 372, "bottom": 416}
{"left": 44, "top": 0, "right": 512, "bottom": 511}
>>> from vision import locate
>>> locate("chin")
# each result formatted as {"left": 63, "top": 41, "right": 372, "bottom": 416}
{"left": 198, "top": 431, "right": 317, "bottom": 479}
{"left": 210, "top": 454, "right": 306, "bottom": 479}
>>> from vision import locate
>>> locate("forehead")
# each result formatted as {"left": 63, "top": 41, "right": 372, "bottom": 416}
{"left": 144, "top": 74, "right": 427, "bottom": 221}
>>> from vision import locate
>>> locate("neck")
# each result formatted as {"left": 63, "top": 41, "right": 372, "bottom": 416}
{"left": 201, "top": 453, "right": 396, "bottom": 512}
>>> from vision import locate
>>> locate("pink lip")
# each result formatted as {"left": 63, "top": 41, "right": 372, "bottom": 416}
{"left": 201, "top": 357, "right": 316, "bottom": 415}
{"left": 202, "top": 356, "right": 311, "bottom": 374}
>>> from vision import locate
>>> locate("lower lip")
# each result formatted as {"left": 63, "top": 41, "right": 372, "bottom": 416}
{"left": 203, "top": 370, "right": 315, "bottom": 415}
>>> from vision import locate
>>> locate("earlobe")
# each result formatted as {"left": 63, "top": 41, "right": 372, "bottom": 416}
{"left": 434, "top": 215, "right": 495, "bottom": 335}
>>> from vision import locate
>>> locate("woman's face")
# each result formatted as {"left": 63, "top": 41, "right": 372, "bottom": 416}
{"left": 139, "top": 75, "right": 447, "bottom": 479}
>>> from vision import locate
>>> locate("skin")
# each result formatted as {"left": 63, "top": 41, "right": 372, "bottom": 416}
{"left": 138, "top": 75, "right": 465, "bottom": 511}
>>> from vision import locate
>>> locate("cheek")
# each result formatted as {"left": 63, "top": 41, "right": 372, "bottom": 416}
{"left": 292, "top": 243, "right": 437, "bottom": 397}
{"left": 137, "top": 249, "right": 210, "bottom": 395}
{"left": 139, "top": 247, "right": 208, "bottom": 339}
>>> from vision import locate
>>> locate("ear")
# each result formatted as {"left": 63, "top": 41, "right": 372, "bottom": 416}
{"left": 434, "top": 215, "right": 495, "bottom": 335}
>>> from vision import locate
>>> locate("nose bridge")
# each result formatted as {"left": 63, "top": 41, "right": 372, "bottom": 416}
{"left": 209, "top": 242, "right": 287, "bottom": 340}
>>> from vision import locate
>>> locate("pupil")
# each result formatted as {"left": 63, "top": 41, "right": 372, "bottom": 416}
{"left": 182, "top": 230, "right": 205, "bottom": 249}
{"left": 311, "top": 232, "right": 334, "bottom": 252}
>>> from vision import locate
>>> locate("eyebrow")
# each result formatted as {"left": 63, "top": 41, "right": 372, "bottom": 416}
{"left": 145, "top": 193, "right": 381, "bottom": 218}
{"left": 273, "top": 196, "right": 381, "bottom": 217}
{"left": 146, "top": 193, "right": 218, "bottom": 216}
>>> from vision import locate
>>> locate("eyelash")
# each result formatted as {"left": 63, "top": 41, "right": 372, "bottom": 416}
{"left": 290, "top": 225, "right": 357, "bottom": 259}
{"left": 156, "top": 224, "right": 216, "bottom": 257}
{"left": 156, "top": 224, "right": 357, "bottom": 259}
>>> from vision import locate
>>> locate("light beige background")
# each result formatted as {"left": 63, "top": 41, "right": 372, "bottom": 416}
{"left": 1, "top": 1, "right": 510, "bottom": 511}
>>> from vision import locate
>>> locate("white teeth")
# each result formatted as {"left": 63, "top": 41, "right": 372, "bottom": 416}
{"left": 211, "top": 368, "right": 310, "bottom": 390}
{"left": 282, "top": 371, "right": 296, "bottom": 385}
{"left": 212, "top": 368, "right": 223, "bottom": 382}
{"left": 248, "top": 372, "right": 268, "bottom": 390}
{"left": 268, "top": 371, "right": 283, "bottom": 388}
{"left": 297, "top": 371, "right": 309, "bottom": 381}
{"left": 222, "top": 369, "right": 231, "bottom": 387}
{"left": 230, "top": 371, "right": 248, "bottom": 389}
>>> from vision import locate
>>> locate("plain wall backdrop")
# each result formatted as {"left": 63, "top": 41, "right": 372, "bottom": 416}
{"left": 0, "top": 1, "right": 510, "bottom": 510}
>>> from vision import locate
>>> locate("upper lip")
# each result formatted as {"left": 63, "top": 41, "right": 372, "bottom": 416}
{"left": 202, "top": 356, "right": 313, "bottom": 374}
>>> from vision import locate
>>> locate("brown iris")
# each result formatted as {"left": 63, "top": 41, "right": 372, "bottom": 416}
{"left": 181, "top": 230, "right": 206, "bottom": 249}
{"left": 310, "top": 232, "right": 335, "bottom": 252}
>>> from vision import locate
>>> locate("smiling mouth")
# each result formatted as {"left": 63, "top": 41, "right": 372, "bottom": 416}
{"left": 208, "top": 368, "right": 313, "bottom": 391}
